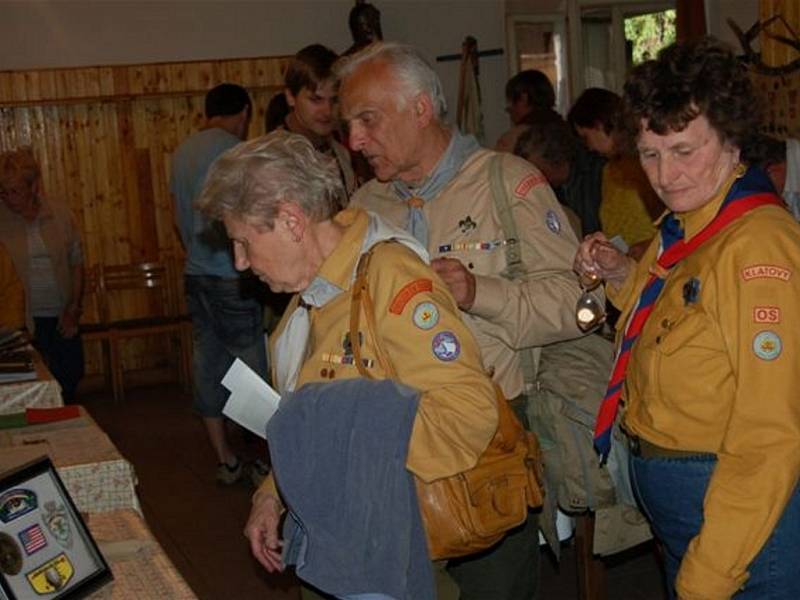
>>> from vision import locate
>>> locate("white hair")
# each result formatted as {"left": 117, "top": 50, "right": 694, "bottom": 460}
{"left": 197, "top": 130, "right": 343, "bottom": 229}
{"left": 335, "top": 42, "right": 448, "bottom": 121}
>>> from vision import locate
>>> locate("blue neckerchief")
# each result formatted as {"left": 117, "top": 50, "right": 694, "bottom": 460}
{"left": 391, "top": 129, "right": 481, "bottom": 246}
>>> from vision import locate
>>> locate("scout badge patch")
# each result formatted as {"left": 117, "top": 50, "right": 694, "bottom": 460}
{"left": 43, "top": 501, "right": 73, "bottom": 548}
{"left": 753, "top": 330, "right": 782, "bottom": 361}
{"left": 432, "top": 331, "right": 461, "bottom": 361}
{"left": 26, "top": 553, "right": 74, "bottom": 593}
{"left": 0, "top": 532, "right": 23, "bottom": 575}
{"left": 413, "top": 302, "right": 440, "bottom": 330}
{"left": 0, "top": 489, "right": 37, "bottom": 523}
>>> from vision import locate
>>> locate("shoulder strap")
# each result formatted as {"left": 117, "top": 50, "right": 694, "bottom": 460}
{"left": 350, "top": 244, "right": 398, "bottom": 380}
{"left": 489, "top": 153, "right": 524, "bottom": 280}
{"left": 488, "top": 153, "right": 539, "bottom": 386}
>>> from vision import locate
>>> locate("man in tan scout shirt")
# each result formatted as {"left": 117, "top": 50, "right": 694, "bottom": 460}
{"left": 337, "top": 43, "right": 591, "bottom": 600}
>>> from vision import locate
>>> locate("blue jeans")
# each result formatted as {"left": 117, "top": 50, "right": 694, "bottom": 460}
{"left": 184, "top": 275, "right": 268, "bottom": 417}
{"left": 630, "top": 452, "right": 800, "bottom": 599}
{"left": 34, "top": 316, "right": 85, "bottom": 403}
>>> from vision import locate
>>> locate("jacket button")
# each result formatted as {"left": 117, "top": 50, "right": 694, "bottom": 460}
{"left": 320, "top": 368, "right": 328, "bottom": 377}
{"left": 328, "top": 369, "right": 336, "bottom": 379}
{"left": 655, "top": 336, "right": 662, "bottom": 344}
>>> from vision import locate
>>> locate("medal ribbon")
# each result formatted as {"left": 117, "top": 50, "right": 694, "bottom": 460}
{"left": 593, "top": 167, "right": 784, "bottom": 460}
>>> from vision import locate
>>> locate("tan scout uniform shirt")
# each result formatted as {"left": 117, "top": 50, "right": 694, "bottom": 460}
{"left": 258, "top": 208, "right": 497, "bottom": 500}
{"left": 352, "top": 149, "right": 586, "bottom": 399}
{"left": 608, "top": 177, "right": 800, "bottom": 599}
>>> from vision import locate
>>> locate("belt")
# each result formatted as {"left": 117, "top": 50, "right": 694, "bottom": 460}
{"left": 628, "top": 436, "right": 715, "bottom": 460}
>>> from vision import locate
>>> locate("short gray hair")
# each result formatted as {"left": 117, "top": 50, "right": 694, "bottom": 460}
{"left": 197, "top": 130, "right": 343, "bottom": 229}
{"left": 335, "top": 42, "right": 447, "bottom": 121}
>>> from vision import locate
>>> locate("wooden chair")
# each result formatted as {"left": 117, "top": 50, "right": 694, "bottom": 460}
{"left": 80, "top": 265, "right": 115, "bottom": 391}
{"left": 96, "top": 259, "right": 191, "bottom": 402}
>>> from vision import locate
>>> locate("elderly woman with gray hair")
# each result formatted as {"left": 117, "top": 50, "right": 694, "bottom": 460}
{"left": 197, "top": 130, "right": 497, "bottom": 600}
{"left": 0, "top": 147, "right": 85, "bottom": 402}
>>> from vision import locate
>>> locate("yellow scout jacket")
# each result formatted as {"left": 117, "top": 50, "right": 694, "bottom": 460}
{"left": 257, "top": 208, "right": 497, "bottom": 501}
{"left": 608, "top": 174, "right": 800, "bottom": 600}
{"left": 353, "top": 149, "right": 586, "bottom": 400}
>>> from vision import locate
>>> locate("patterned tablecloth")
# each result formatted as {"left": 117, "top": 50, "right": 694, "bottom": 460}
{"left": 86, "top": 509, "right": 197, "bottom": 599}
{"left": 0, "top": 349, "right": 63, "bottom": 414}
{"left": 0, "top": 407, "right": 140, "bottom": 514}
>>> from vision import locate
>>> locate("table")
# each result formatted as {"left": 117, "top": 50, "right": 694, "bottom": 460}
{"left": 0, "top": 348, "right": 63, "bottom": 414}
{"left": 86, "top": 509, "right": 197, "bottom": 599}
{"left": 0, "top": 407, "right": 140, "bottom": 514}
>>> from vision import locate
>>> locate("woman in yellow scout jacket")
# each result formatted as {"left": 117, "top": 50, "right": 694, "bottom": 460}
{"left": 197, "top": 131, "right": 497, "bottom": 592}
{"left": 575, "top": 38, "right": 800, "bottom": 600}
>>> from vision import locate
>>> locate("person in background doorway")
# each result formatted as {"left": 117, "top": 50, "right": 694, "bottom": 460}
{"left": 0, "top": 147, "right": 85, "bottom": 402}
{"left": 569, "top": 87, "right": 662, "bottom": 259}
{"left": 171, "top": 83, "right": 268, "bottom": 485}
{"left": 495, "top": 69, "right": 556, "bottom": 152}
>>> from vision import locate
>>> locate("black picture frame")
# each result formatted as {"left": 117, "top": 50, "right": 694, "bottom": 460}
{"left": 0, "top": 456, "right": 112, "bottom": 599}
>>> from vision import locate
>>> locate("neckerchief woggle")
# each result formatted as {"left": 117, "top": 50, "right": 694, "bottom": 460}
{"left": 392, "top": 128, "right": 480, "bottom": 246}
{"left": 593, "top": 165, "right": 785, "bottom": 461}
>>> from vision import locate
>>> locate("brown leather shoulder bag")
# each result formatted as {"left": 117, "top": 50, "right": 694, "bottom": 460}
{"left": 349, "top": 245, "right": 544, "bottom": 559}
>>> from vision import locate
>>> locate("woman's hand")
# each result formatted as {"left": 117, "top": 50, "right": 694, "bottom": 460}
{"left": 574, "top": 232, "right": 634, "bottom": 289}
{"left": 244, "top": 492, "right": 284, "bottom": 572}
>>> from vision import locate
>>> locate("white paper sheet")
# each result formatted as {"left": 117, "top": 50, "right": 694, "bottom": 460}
{"left": 221, "top": 359, "right": 281, "bottom": 439}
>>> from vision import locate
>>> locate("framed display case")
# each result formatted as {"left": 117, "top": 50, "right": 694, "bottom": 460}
{"left": 0, "top": 457, "right": 112, "bottom": 599}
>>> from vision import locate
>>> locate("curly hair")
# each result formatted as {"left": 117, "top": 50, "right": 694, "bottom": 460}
{"left": 621, "top": 37, "right": 760, "bottom": 152}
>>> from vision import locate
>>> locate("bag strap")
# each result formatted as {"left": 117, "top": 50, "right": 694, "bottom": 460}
{"left": 350, "top": 244, "right": 398, "bottom": 380}
{"left": 488, "top": 153, "right": 539, "bottom": 386}
{"left": 489, "top": 153, "right": 525, "bottom": 280}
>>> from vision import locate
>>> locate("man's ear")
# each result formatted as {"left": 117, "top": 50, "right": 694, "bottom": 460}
{"left": 285, "top": 88, "right": 296, "bottom": 109}
{"left": 413, "top": 92, "right": 435, "bottom": 128}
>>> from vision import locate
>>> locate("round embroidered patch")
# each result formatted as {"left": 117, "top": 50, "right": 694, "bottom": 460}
{"left": 752, "top": 330, "right": 782, "bottom": 361}
{"left": 432, "top": 331, "right": 461, "bottom": 362}
{"left": 413, "top": 302, "right": 440, "bottom": 330}
{"left": 545, "top": 209, "right": 561, "bottom": 234}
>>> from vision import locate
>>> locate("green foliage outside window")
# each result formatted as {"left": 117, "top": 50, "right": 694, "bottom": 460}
{"left": 625, "top": 9, "right": 676, "bottom": 64}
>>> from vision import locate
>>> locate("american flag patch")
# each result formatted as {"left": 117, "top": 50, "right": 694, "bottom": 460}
{"left": 19, "top": 523, "right": 47, "bottom": 555}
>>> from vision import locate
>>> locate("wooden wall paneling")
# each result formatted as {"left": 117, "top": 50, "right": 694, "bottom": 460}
{"left": 70, "top": 103, "right": 101, "bottom": 266}
{"left": 155, "top": 97, "right": 180, "bottom": 253}
{"left": 0, "top": 54, "right": 291, "bottom": 387}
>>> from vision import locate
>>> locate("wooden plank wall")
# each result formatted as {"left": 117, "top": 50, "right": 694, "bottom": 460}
{"left": 0, "top": 56, "right": 289, "bottom": 376}
{"left": 755, "top": 0, "right": 800, "bottom": 137}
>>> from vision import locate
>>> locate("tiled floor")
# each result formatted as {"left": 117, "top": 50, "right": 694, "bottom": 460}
{"left": 82, "top": 384, "right": 666, "bottom": 600}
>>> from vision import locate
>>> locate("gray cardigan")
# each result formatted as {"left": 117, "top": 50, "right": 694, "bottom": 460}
{"left": 267, "top": 378, "right": 434, "bottom": 600}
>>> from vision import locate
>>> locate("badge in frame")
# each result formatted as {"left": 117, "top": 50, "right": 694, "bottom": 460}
{"left": 0, "top": 457, "right": 112, "bottom": 599}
